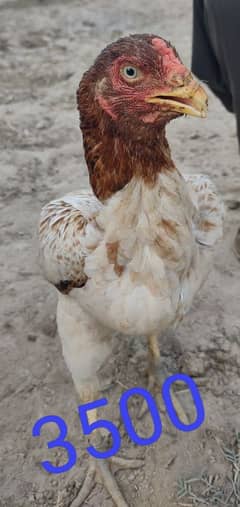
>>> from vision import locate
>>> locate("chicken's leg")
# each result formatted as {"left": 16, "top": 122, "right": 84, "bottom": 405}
{"left": 57, "top": 296, "right": 143, "bottom": 507}
{"left": 70, "top": 389, "right": 143, "bottom": 507}
{"left": 139, "top": 334, "right": 189, "bottom": 425}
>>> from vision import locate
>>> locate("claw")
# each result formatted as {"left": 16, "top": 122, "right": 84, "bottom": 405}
{"left": 70, "top": 456, "right": 144, "bottom": 507}
{"left": 70, "top": 462, "right": 96, "bottom": 507}
{"left": 98, "top": 460, "right": 128, "bottom": 507}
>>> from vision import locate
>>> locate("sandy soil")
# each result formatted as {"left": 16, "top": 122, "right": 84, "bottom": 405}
{"left": 0, "top": 0, "right": 240, "bottom": 506}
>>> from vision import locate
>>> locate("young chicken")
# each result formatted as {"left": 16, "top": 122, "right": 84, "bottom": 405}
{"left": 39, "top": 34, "right": 224, "bottom": 507}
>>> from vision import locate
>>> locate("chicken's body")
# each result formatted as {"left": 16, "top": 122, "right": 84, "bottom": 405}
{"left": 39, "top": 34, "right": 224, "bottom": 506}
{"left": 41, "top": 171, "right": 223, "bottom": 339}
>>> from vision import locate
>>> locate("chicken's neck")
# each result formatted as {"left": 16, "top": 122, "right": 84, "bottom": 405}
{"left": 81, "top": 119, "right": 176, "bottom": 201}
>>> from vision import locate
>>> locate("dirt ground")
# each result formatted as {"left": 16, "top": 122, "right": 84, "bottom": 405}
{"left": 0, "top": 0, "right": 240, "bottom": 506}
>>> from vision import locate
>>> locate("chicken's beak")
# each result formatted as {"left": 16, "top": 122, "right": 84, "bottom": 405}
{"left": 145, "top": 75, "right": 208, "bottom": 118}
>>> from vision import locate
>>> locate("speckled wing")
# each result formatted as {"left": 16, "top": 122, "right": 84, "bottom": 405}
{"left": 39, "top": 190, "right": 103, "bottom": 294}
{"left": 175, "top": 174, "right": 224, "bottom": 319}
{"left": 183, "top": 173, "right": 224, "bottom": 246}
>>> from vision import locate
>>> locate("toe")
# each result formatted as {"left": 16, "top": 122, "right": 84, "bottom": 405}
{"left": 70, "top": 462, "right": 96, "bottom": 507}
{"left": 233, "top": 227, "right": 240, "bottom": 260}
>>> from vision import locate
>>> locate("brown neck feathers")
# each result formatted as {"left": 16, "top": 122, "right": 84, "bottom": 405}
{"left": 77, "top": 90, "right": 175, "bottom": 201}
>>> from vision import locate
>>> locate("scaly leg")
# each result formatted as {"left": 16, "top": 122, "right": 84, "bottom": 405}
{"left": 70, "top": 393, "right": 143, "bottom": 507}
{"left": 139, "top": 334, "right": 189, "bottom": 425}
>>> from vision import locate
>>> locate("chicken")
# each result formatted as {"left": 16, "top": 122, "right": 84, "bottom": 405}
{"left": 39, "top": 34, "right": 224, "bottom": 507}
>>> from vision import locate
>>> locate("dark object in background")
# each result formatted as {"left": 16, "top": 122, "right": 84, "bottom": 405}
{"left": 192, "top": 0, "right": 240, "bottom": 261}
{"left": 192, "top": 0, "right": 240, "bottom": 146}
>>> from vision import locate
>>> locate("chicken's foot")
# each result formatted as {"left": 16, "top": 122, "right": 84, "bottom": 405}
{"left": 70, "top": 453, "right": 143, "bottom": 507}
{"left": 138, "top": 334, "right": 189, "bottom": 425}
{"left": 70, "top": 400, "right": 143, "bottom": 507}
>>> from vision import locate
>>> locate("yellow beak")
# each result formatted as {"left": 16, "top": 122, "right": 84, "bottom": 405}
{"left": 145, "top": 76, "right": 208, "bottom": 118}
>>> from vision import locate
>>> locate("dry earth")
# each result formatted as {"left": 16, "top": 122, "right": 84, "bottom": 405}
{"left": 0, "top": 1, "right": 240, "bottom": 506}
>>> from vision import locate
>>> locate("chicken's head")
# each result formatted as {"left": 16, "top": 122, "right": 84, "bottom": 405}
{"left": 77, "top": 35, "right": 208, "bottom": 200}
{"left": 78, "top": 34, "right": 207, "bottom": 132}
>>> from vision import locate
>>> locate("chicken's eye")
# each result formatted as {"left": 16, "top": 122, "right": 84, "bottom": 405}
{"left": 121, "top": 65, "right": 142, "bottom": 81}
